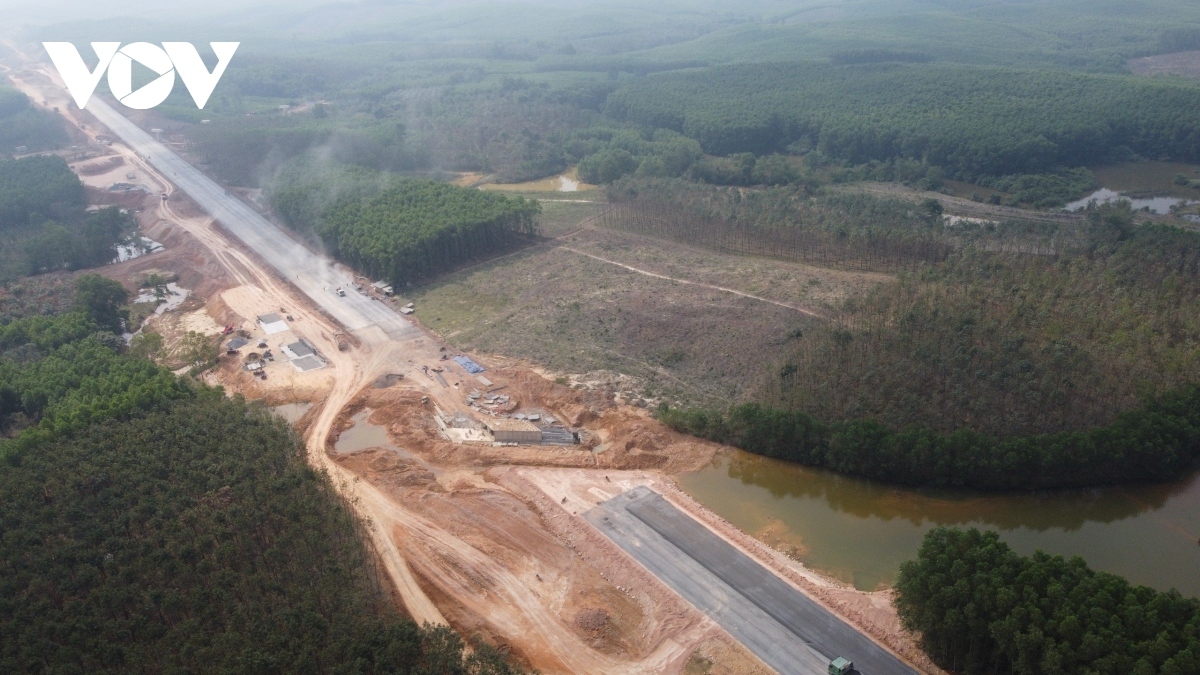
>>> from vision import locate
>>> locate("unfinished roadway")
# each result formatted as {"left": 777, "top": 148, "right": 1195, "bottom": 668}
{"left": 82, "top": 97, "right": 419, "bottom": 341}
{"left": 587, "top": 487, "right": 918, "bottom": 675}
{"left": 51, "top": 84, "right": 924, "bottom": 674}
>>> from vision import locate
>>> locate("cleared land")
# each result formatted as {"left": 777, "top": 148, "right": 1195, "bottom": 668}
{"left": 1128, "top": 50, "right": 1200, "bottom": 78}
{"left": 399, "top": 225, "right": 886, "bottom": 407}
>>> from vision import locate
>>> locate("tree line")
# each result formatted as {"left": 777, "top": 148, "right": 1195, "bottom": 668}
{"left": 271, "top": 168, "right": 540, "bottom": 284}
{"left": 0, "top": 275, "right": 526, "bottom": 674}
{"left": 761, "top": 213, "right": 1200, "bottom": 438}
{"left": 658, "top": 382, "right": 1200, "bottom": 490}
{"left": 654, "top": 203, "right": 1200, "bottom": 490}
{"left": 0, "top": 155, "right": 132, "bottom": 281}
{"left": 600, "top": 177, "right": 1083, "bottom": 273}
{"left": 895, "top": 527, "right": 1200, "bottom": 674}
{"left": 0, "top": 87, "right": 68, "bottom": 155}
{"left": 604, "top": 62, "right": 1200, "bottom": 180}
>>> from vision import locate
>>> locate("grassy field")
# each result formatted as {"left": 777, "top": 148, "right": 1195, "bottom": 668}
{"left": 397, "top": 220, "right": 886, "bottom": 407}
{"left": 536, "top": 200, "right": 606, "bottom": 236}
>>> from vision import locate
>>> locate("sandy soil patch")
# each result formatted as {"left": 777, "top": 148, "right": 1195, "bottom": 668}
{"left": 482, "top": 166, "right": 597, "bottom": 193}
{"left": 1128, "top": 50, "right": 1200, "bottom": 78}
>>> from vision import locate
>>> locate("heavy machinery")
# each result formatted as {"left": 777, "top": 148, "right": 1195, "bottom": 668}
{"left": 829, "top": 657, "right": 854, "bottom": 675}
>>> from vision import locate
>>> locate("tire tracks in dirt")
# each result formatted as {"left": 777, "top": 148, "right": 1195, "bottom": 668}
{"left": 557, "top": 245, "right": 825, "bottom": 317}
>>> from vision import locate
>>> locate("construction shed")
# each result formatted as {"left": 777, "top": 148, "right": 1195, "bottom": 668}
{"left": 485, "top": 419, "right": 542, "bottom": 444}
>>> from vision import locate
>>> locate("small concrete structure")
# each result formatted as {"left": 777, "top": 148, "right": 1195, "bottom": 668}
{"left": 283, "top": 340, "right": 316, "bottom": 358}
{"left": 257, "top": 312, "right": 290, "bottom": 334}
{"left": 292, "top": 355, "right": 325, "bottom": 372}
{"left": 280, "top": 338, "right": 326, "bottom": 372}
{"left": 485, "top": 419, "right": 542, "bottom": 444}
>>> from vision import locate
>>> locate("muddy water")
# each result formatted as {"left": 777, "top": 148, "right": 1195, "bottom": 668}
{"left": 335, "top": 409, "right": 442, "bottom": 474}
{"left": 678, "top": 450, "right": 1200, "bottom": 597}
{"left": 1065, "top": 161, "right": 1200, "bottom": 213}
{"left": 1064, "top": 188, "right": 1197, "bottom": 214}
{"left": 272, "top": 402, "right": 312, "bottom": 424}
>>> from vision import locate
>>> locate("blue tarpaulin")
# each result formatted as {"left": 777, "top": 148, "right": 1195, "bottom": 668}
{"left": 453, "top": 355, "right": 485, "bottom": 373}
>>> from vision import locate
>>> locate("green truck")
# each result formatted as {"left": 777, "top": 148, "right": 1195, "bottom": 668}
{"left": 829, "top": 657, "right": 854, "bottom": 675}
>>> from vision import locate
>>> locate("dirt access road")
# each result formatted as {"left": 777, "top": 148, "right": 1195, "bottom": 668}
{"left": 5, "top": 48, "right": 941, "bottom": 674}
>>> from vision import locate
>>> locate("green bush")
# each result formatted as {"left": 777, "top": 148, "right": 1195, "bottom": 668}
{"left": 277, "top": 175, "right": 540, "bottom": 283}
{"left": 896, "top": 527, "right": 1200, "bottom": 674}
{"left": 659, "top": 382, "right": 1200, "bottom": 490}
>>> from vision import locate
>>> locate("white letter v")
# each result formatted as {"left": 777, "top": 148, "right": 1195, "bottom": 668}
{"left": 163, "top": 42, "right": 239, "bottom": 109}
{"left": 43, "top": 42, "right": 120, "bottom": 109}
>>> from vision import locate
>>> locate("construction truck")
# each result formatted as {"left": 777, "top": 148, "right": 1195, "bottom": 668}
{"left": 829, "top": 657, "right": 854, "bottom": 675}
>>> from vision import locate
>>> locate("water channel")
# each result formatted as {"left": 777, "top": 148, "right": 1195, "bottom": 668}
{"left": 678, "top": 450, "right": 1200, "bottom": 597}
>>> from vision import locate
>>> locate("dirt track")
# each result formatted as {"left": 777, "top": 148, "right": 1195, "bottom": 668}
{"left": 4, "top": 48, "right": 941, "bottom": 673}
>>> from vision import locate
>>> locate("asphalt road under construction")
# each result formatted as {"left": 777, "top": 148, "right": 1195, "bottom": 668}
{"left": 84, "top": 97, "right": 420, "bottom": 341}
{"left": 585, "top": 487, "right": 918, "bottom": 675}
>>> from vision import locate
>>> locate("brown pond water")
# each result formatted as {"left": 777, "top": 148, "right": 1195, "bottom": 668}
{"left": 1065, "top": 161, "right": 1200, "bottom": 216}
{"left": 271, "top": 402, "right": 312, "bottom": 424}
{"left": 335, "top": 409, "right": 441, "bottom": 475}
{"left": 678, "top": 450, "right": 1200, "bottom": 597}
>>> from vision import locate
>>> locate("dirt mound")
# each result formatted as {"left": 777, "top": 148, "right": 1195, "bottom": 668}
{"left": 86, "top": 186, "right": 146, "bottom": 209}
{"left": 338, "top": 449, "right": 442, "bottom": 491}
{"left": 353, "top": 368, "right": 719, "bottom": 475}
{"left": 575, "top": 607, "right": 609, "bottom": 631}
{"left": 77, "top": 155, "right": 124, "bottom": 175}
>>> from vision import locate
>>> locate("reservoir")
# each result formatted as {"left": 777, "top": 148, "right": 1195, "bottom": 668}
{"left": 678, "top": 450, "right": 1200, "bottom": 597}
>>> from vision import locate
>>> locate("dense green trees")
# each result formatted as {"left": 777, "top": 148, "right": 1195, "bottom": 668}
{"left": 573, "top": 128, "right": 702, "bottom": 184}
{"left": 0, "top": 157, "right": 130, "bottom": 280}
{"left": 763, "top": 220, "right": 1200, "bottom": 438}
{"left": 895, "top": 527, "right": 1200, "bottom": 674}
{"left": 659, "top": 383, "right": 1200, "bottom": 489}
{"left": 0, "top": 155, "right": 85, "bottom": 229}
{"left": 272, "top": 170, "right": 540, "bottom": 283}
{"left": 0, "top": 88, "right": 68, "bottom": 154}
{"left": 603, "top": 178, "right": 962, "bottom": 271}
{"left": 644, "top": 188, "right": 1200, "bottom": 489}
{"left": 72, "top": 274, "right": 128, "bottom": 333}
{"left": 605, "top": 62, "right": 1200, "bottom": 180}
{"left": 0, "top": 285, "right": 526, "bottom": 673}
{"left": 23, "top": 208, "right": 131, "bottom": 276}
{"left": 0, "top": 395, "right": 525, "bottom": 673}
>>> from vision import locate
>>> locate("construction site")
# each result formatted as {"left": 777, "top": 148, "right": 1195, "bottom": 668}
{"left": 2, "top": 54, "right": 944, "bottom": 675}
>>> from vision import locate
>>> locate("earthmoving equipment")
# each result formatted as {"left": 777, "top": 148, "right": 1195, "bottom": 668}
{"left": 829, "top": 657, "right": 853, "bottom": 675}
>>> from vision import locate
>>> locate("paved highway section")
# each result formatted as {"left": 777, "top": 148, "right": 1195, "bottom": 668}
{"left": 587, "top": 488, "right": 828, "bottom": 674}
{"left": 83, "top": 98, "right": 419, "bottom": 340}
{"left": 587, "top": 487, "right": 917, "bottom": 675}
